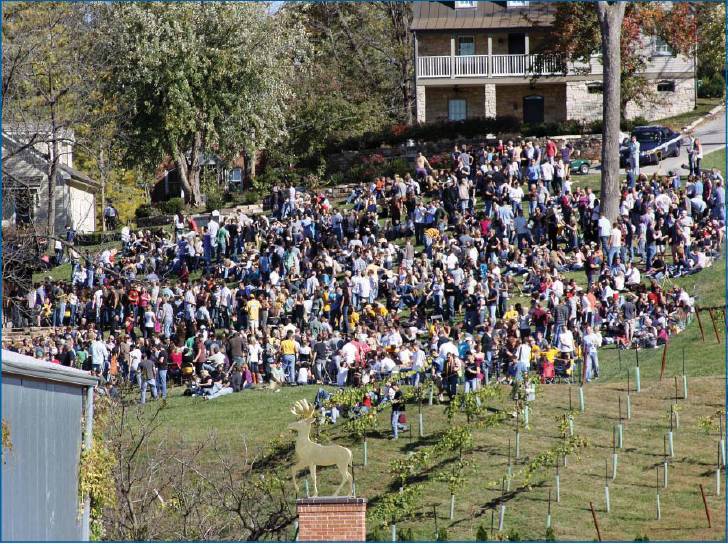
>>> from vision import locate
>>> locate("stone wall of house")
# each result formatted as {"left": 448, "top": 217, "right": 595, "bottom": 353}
{"left": 625, "top": 77, "right": 695, "bottom": 121}
{"left": 425, "top": 86, "right": 485, "bottom": 122}
{"left": 565, "top": 81, "right": 603, "bottom": 122}
{"left": 484, "top": 84, "right": 497, "bottom": 118}
{"left": 495, "top": 83, "right": 566, "bottom": 122}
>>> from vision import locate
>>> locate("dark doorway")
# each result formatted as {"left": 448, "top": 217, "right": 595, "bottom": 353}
{"left": 523, "top": 95, "right": 544, "bottom": 124}
{"left": 508, "top": 33, "right": 526, "bottom": 54}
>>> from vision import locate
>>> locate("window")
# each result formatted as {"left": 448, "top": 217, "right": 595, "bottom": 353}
{"left": 507, "top": 1, "right": 529, "bottom": 7}
{"left": 586, "top": 82, "right": 603, "bottom": 94}
{"left": 454, "top": 1, "right": 477, "bottom": 8}
{"left": 653, "top": 36, "right": 674, "bottom": 57}
{"left": 448, "top": 99, "right": 467, "bottom": 121}
{"left": 657, "top": 80, "right": 675, "bottom": 92}
{"left": 457, "top": 36, "right": 475, "bottom": 56}
{"left": 229, "top": 168, "right": 242, "bottom": 183}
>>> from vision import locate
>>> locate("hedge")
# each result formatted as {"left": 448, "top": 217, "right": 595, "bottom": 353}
{"left": 328, "top": 116, "right": 656, "bottom": 153}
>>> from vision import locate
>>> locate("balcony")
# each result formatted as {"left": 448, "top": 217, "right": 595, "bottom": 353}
{"left": 417, "top": 53, "right": 571, "bottom": 79}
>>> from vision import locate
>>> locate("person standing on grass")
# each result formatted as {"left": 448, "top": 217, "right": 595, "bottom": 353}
{"left": 390, "top": 382, "right": 407, "bottom": 440}
{"left": 582, "top": 325, "right": 602, "bottom": 382}
{"left": 280, "top": 329, "right": 299, "bottom": 384}
{"left": 139, "top": 350, "right": 158, "bottom": 404}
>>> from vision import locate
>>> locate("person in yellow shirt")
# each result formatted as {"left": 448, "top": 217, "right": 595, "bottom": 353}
{"left": 280, "top": 330, "right": 299, "bottom": 384}
{"left": 503, "top": 305, "right": 518, "bottom": 323}
{"left": 246, "top": 294, "right": 262, "bottom": 333}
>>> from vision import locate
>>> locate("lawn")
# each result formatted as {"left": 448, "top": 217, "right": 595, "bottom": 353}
{"left": 654, "top": 98, "right": 724, "bottom": 131}
{"left": 144, "top": 248, "right": 726, "bottom": 541}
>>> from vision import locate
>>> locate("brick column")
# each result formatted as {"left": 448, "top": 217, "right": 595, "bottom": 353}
{"left": 297, "top": 497, "right": 367, "bottom": 542}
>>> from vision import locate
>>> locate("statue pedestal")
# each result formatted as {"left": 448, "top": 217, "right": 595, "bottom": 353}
{"left": 296, "top": 497, "right": 367, "bottom": 542}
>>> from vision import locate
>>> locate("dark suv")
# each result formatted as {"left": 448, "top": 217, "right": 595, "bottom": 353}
{"left": 620, "top": 125, "right": 683, "bottom": 167}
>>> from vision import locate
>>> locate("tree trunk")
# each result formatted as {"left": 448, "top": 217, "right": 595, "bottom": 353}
{"left": 99, "top": 148, "right": 106, "bottom": 232}
{"left": 597, "top": 1, "right": 626, "bottom": 223}
{"left": 175, "top": 132, "right": 203, "bottom": 206}
{"left": 47, "top": 126, "right": 60, "bottom": 252}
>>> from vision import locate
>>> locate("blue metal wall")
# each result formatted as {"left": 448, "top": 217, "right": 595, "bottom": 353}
{"left": 2, "top": 374, "right": 85, "bottom": 541}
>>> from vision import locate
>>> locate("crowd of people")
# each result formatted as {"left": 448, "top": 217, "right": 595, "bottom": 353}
{"left": 3, "top": 136, "right": 724, "bottom": 436}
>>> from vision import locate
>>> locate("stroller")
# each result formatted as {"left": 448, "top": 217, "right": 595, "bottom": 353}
{"left": 554, "top": 355, "right": 574, "bottom": 383}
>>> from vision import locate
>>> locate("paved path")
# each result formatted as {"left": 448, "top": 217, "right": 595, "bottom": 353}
{"left": 639, "top": 107, "right": 725, "bottom": 175}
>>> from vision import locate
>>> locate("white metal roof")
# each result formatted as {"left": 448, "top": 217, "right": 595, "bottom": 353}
{"left": 2, "top": 349, "right": 98, "bottom": 387}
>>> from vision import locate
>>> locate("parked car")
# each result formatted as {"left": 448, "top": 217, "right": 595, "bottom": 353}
{"left": 620, "top": 125, "right": 683, "bottom": 167}
{"left": 570, "top": 158, "right": 591, "bottom": 175}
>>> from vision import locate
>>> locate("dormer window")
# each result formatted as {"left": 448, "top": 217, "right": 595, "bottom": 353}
{"left": 454, "top": 1, "right": 477, "bottom": 9}
{"left": 507, "top": 1, "right": 529, "bottom": 8}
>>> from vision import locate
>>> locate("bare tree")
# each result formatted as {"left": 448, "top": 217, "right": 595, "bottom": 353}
{"left": 103, "top": 394, "right": 297, "bottom": 541}
{"left": 597, "top": 1, "right": 627, "bottom": 223}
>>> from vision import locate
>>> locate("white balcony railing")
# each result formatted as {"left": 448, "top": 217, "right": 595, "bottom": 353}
{"left": 416, "top": 55, "right": 451, "bottom": 78}
{"left": 454, "top": 55, "right": 489, "bottom": 77}
{"left": 417, "top": 53, "right": 570, "bottom": 79}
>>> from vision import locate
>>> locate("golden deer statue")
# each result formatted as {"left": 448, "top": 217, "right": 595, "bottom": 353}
{"left": 289, "top": 399, "right": 353, "bottom": 497}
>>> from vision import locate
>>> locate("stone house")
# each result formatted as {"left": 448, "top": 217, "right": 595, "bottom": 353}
{"left": 2, "top": 130, "right": 101, "bottom": 233}
{"left": 412, "top": 1, "right": 696, "bottom": 124}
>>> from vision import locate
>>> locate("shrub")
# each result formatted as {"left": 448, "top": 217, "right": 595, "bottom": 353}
{"left": 506, "top": 529, "right": 521, "bottom": 541}
{"left": 436, "top": 528, "right": 448, "bottom": 542}
{"left": 205, "top": 193, "right": 225, "bottom": 213}
{"left": 698, "top": 74, "right": 725, "bottom": 98}
{"left": 475, "top": 524, "right": 489, "bottom": 541}
{"left": 398, "top": 528, "right": 415, "bottom": 542}
{"left": 545, "top": 527, "right": 556, "bottom": 541}
{"left": 134, "top": 204, "right": 156, "bottom": 219}
{"left": 158, "top": 197, "right": 184, "bottom": 215}
{"left": 634, "top": 535, "right": 650, "bottom": 542}
{"left": 622, "top": 116, "right": 650, "bottom": 131}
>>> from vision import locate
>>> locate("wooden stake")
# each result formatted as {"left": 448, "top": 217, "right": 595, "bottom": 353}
{"left": 708, "top": 308, "right": 721, "bottom": 343}
{"left": 589, "top": 502, "right": 602, "bottom": 541}
{"left": 699, "top": 483, "right": 712, "bottom": 527}
{"left": 695, "top": 308, "right": 706, "bottom": 342}
{"left": 674, "top": 375, "right": 679, "bottom": 404}
{"left": 659, "top": 343, "right": 668, "bottom": 381}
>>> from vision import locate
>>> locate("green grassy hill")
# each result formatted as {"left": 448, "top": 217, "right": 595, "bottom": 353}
{"left": 150, "top": 252, "right": 725, "bottom": 541}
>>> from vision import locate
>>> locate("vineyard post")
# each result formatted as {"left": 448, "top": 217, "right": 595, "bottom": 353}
{"left": 617, "top": 397, "right": 624, "bottom": 449}
{"left": 618, "top": 347, "right": 621, "bottom": 372}
{"left": 695, "top": 307, "right": 706, "bottom": 341}
{"left": 546, "top": 489, "right": 552, "bottom": 529}
{"left": 429, "top": 383, "right": 434, "bottom": 406}
{"left": 668, "top": 406, "right": 675, "bottom": 457}
{"left": 391, "top": 520, "right": 396, "bottom": 543}
{"left": 719, "top": 417, "right": 725, "bottom": 468}
{"left": 498, "top": 478, "right": 506, "bottom": 531}
{"left": 656, "top": 466, "right": 661, "bottom": 521}
{"left": 555, "top": 458, "right": 561, "bottom": 503}
{"left": 707, "top": 308, "right": 721, "bottom": 343}
{"left": 626, "top": 372, "right": 632, "bottom": 419}
{"left": 515, "top": 409, "right": 521, "bottom": 461}
{"left": 716, "top": 465, "right": 721, "bottom": 497}
{"left": 569, "top": 387, "right": 572, "bottom": 412}
{"left": 635, "top": 349, "right": 641, "bottom": 393}
{"left": 663, "top": 435, "right": 669, "bottom": 489}
{"left": 589, "top": 502, "right": 602, "bottom": 541}
{"left": 612, "top": 427, "right": 618, "bottom": 480}
{"left": 305, "top": 478, "right": 310, "bottom": 498}
{"left": 699, "top": 484, "right": 712, "bottom": 527}
{"left": 682, "top": 348, "right": 688, "bottom": 399}
{"left": 364, "top": 439, "right": 368, "bottom": 466}
{"left": 578, "top": 384, "right": 585, "bottom": 413}
{"left": 604, "top": 460, "right": 610, "bottom": 513}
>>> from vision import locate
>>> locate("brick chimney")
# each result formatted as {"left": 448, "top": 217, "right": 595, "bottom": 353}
{"left": 296, "top": 497, "right": 367, "bottom": 542}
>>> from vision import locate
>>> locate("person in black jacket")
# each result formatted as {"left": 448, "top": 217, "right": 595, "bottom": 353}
{"left": 390, "top": 383, "right": 407, "bottom": 440}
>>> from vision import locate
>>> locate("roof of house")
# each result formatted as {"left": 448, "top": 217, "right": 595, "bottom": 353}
{"left": 2, "top": 130, "right": 101, "bottom": 190}
{"left": 411, "top": 1, "right": 555, "bottom": 31}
